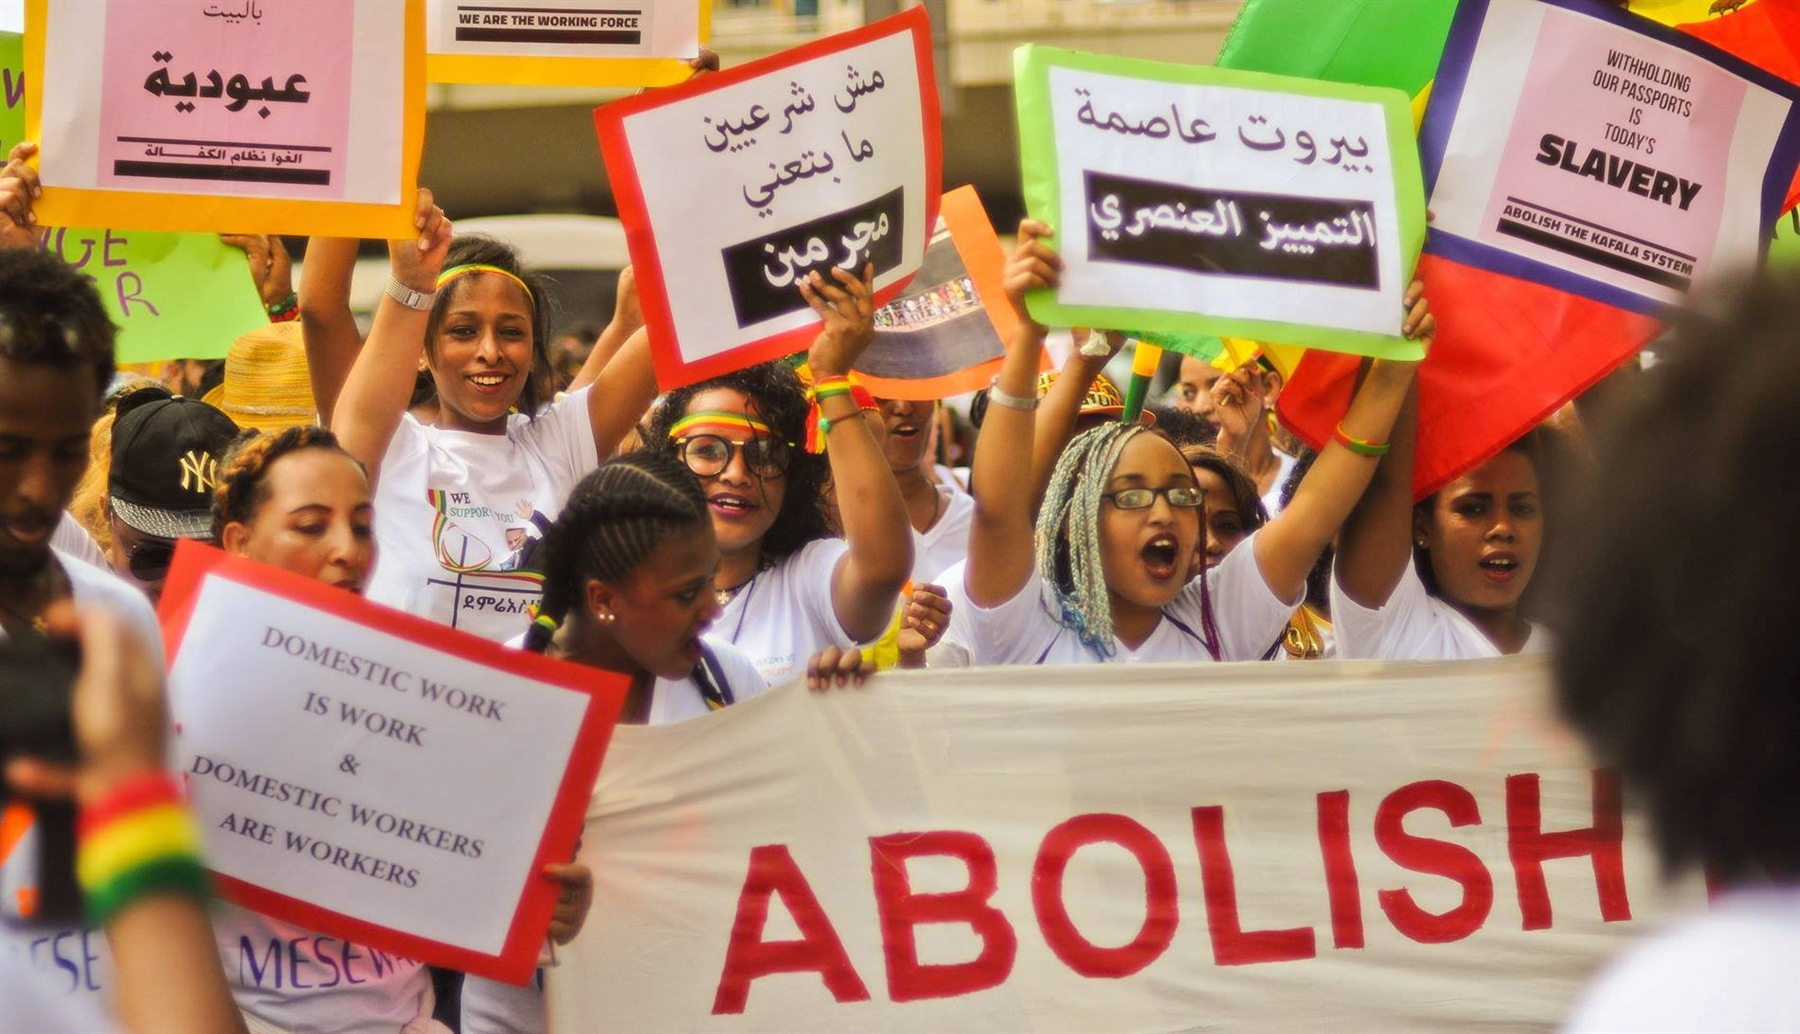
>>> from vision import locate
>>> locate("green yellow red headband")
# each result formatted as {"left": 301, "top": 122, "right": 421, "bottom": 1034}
{"left": 668, "top": 411, "right": 773, "bottom": 439}
{"left": 436, "top": 264, "right": 535, "bottom": 307}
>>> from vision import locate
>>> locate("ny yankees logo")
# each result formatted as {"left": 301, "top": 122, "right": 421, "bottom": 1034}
{"left": 178, "top": 449, "right": 218, "bottom": 494}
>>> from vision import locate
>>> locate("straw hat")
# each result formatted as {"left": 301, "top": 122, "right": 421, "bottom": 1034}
{"left": 201, "top": 321, "right": 319, "bottom": 433}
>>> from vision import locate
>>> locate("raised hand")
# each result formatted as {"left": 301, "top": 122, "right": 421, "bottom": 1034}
{"left": 388, "top": 187, "right": 452, "bottom": 293}
{"left": 801, "top": 263, "right": 875, "bottom": 378}
{"left": 1003, "top": 219, "right": 1061, "bottom": 334}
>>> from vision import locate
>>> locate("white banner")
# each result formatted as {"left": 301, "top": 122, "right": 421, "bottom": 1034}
{"left": 161, "top": 544, "right": 623, "bottom": 983}
{"left": 549, "top": 657, "right": 1704, "bottom": 1032}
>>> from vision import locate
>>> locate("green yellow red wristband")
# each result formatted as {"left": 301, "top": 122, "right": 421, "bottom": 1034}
{"left": 1333, "top": 423, "right": 1391, "bottom": 457}
{"left": 77, "top": 773, "right": 210, "bottom": 927}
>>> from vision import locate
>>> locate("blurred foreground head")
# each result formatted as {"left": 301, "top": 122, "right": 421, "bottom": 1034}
{"left": 1550, "top": 275, "right": 1800, "bottom": 884}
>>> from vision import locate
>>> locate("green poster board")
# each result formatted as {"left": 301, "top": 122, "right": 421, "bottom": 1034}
{"left": 0, "top": 31, "right": 266, "bottom": 364}
{"left": 1013, "top": 45, "right": 1427, "bottom": 360}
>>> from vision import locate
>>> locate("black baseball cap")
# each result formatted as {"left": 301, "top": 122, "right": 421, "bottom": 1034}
{"left": 108, "top": 391, "right": 239, "bottom": 540}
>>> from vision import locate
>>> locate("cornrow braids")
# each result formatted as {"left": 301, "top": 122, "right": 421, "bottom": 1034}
{"left": 524, "top": 450, "right": 709, "bottom": 653}
{"left": 422, "top": 234, "right": 557, "bottom": 418}
{"left": 643, "top": 360, "right": 832, "bottom": 565}
{"left": 212, "top": 426, "right": 363, "bottom": 542}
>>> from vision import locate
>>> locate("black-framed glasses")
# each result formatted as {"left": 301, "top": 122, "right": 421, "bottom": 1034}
{"left": 126, "top": 539, "right": 177, "bottom": 583}
{"left": 1103, "top": 486, "right": 1204, "bottom": 511}
{"left": 676, "top": 434, "right": 795, "bottom": 479}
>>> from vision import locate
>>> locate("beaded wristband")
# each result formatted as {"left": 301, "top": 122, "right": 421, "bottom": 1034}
{"left": 266, "top": 291, "right": 299, "bottom": 322}
{"left": 1333, "top": 423, "right": 1391, "bottom": 457}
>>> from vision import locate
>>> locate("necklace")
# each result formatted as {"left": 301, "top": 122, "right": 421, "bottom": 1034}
{"left": 716, "top": 572, "right": 757, "bottom": 608}
{"left": 0, "top": 565, "right": 61, "bottom": 635}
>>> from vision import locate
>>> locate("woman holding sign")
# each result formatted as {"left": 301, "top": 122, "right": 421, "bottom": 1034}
{"left": 306, "top": 193, "right": 659, "bottom": 644}
{"left": 641, "top": 266, "right": 914, "bottom": 684}
{"left": 962, "top": 221, "right": 1432, "bottom": 664}
{"left": 203, "top": 427, "right": 594, "bottom": 1033}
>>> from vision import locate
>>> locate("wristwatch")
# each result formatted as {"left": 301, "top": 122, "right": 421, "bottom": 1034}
{"left": 385, "top": 277, "right": 436, "bottom": 311}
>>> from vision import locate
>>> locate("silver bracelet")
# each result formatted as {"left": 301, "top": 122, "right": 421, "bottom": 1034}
{"left": 385, "top": 277, "right": 436, "bottom": 311}
{"left": 987, "top": 376, "right": 1038, "bottom": 411}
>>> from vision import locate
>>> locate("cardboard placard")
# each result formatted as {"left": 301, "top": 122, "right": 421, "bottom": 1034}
{"left": 1014, "top": 45, "right": 1426, "bottom": 361}
{"left": 159, "top": 542, "right": 627, "bottom": 984}
{"left": 595, "top": 7, "right": 941, "bottom": 389}
{"left": 27, "top": 0, "right": 426, "bottom": 238}
{"left": 426, "top": 0, "right": 710, "bottom": 88}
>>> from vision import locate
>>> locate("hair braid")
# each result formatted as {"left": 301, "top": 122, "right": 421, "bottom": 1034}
{"left": 1035, "top": 424, "right": 1147, "bottom": 658}
{"left": 212, "top": 426, "right": 363, "bottom": 542}
{"left": 525, "top": 451, "right": 709, "bottom": 652}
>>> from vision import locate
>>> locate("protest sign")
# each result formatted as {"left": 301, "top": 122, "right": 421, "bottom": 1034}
{"left": 595, "top": 7, "right": 941, "bottom": 389}
{"left": 26, "top": 0, "right": 426, "bottom": 238}
{"left": 1013, "top": 46, "right": 1426, "bottom": 361}
{"left": 40, "top": 228, "right": 268, "bottom": 363}
{"left": 0, "top": 35, "right": 267, "bottom": 362}
{"left": 852, "top": 186, "right": 1018, "bottom": 401}
{"left": 548, "top": 657, "right": 1704, "bottom": 1032}
{"left": 1419, "top": 0, "right": 1800, "bottom": 314}
{"left": 426, "top": 0, "right": 710, "bottom": 88}
{"left": 158, "top": 542, "right": 627, "bottom": 983}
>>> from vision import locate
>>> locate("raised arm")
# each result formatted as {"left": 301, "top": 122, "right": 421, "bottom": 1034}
{"left": 329, "top": 195, "right": 453, "bottom": 480}
{"left": 569, "top": 265, "right": 644, "bottom": 393}
{"left": 1333, "top": 373, "right": 1420, "bottom": 609}
{"left": 968, "top": 220, "right": 1060, "bottom": 608}
{"left": 1250, "top": 280, "right": 1434, "bottom": 603}
{"left": 1029, "top": 331, "right": 1124, "bottom": 507}
{"left": 584, "top": 326, "right": 657, "bottom": 461}
{"left": 804, "top": 265, "right": 913, "bottom": 642}
{"left": 296, "top": 235, "right": 365, "bottom": 425}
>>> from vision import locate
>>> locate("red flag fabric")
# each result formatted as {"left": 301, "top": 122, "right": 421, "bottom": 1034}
{"left": 1276, "top": 254, "right": 1661, "bottom": 501}
{"left": 1677, "top": 0, "right": 1800, "bottom": 211}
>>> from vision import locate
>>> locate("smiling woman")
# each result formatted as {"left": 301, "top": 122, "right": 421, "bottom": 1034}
{"left": 312, "top": 191, "right": 660, "bottom": 643}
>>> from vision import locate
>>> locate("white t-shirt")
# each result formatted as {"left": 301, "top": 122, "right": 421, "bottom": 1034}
{"left": 0, "top": 944, "right": 115, "bottom": 1034}
{"left": 212, "top": 903, "right": 434, "bottom": 1034}
{"left": 965, "top": 529, "right": 1298, "bottom": 665}
{"left": 1563, "top": 885, "right": 1800, "bottom": 1033}
{"left": 1259, "top": 449, "right": 1299, "bottom": 518}
{"left": 460, "top": 638, "right": 769, "bottom": 1033}
{"left": 924, "top": 558, "right": 974, "bottom": 669}
{"left": 0, "top": 551, "right": 163, "bottom": 1023}
{"left": 714, "top": 538, "right": 860, "bottom": 684}
{"left": 51, "top": 515, "right": 107, "bottom": 572}
{"left": 912, "top": 488, "right": 972, "bottom": 585}
{"left": 935, "top": 463, "right": 970, "bottom": 494}
{"left": 1330, "top": 560, "right": 1548, "bottom": 660}
{"left": 364, "top": 389, "right": 597, "bottom": 643}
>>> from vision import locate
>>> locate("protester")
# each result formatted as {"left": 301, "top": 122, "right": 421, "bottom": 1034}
{"left": 962, "top": 220, "right": 1431, "bottom": 664}
{"left": 0, "top": 245, "right": 172, "bottom": 1028}
{"left": 317, "top": 194, "right": 657, "bottom": 642}
{"left": 643, "top": 267, "right": 912, "bottom": 683}
{"left": 1330, "top": 384, "right": 1548, "bottom": 659}
{"left": 2, "top": 605, "right": 247, "bottom": 1034}
{"left": 1551, "top": 278, "right": 1799, "bottom": 1032}
{"left": 1211, "top": 356, "right": 1299, "bottom": 517}
{"left": 206, "top": 425, "right": 591, "bottom": 1032}
{"left": 103, "top": 389, "right": 239, "bottom": 601}
{"left": 1172, "top": 353, "right": 1224, "bottom": 427}
{"left": 875, "top": 395, "right": 970, "bottom": 583}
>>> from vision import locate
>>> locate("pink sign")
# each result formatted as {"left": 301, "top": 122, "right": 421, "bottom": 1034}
{"left": 97, "top": 0, "right": 355, "bottom": 199}
{"left": 1475, "top": 5, "right": 1745, "bottom": 294}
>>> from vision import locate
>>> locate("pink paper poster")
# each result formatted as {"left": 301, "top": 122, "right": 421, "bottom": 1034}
{"left": 1476, "top": 5, "right": 1745, "bottom": 293}
{"left": 97, "top": 0, "right": 354, "bottom": 199}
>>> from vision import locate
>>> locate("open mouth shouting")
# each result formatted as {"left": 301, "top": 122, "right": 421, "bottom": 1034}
{"left": 1479, "top": 551, "right": 1520, "bottom": 583}
{"left": 1141, "top": 533, "right": 1181, "bottom": 581}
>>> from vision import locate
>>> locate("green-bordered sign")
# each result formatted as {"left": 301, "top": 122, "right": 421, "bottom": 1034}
{"left": 1013, "top": 45, "right": 1427, "bottom": 360}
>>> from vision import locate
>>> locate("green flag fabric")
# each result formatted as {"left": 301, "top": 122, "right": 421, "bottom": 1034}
{"left": 1215, "top": 0, "right": 1456, "bottom": 96}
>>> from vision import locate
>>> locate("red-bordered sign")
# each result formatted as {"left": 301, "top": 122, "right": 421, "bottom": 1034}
{"left": 158, "top": 541, "right": 626, "bottom": 984}
{"left": 595, "top": 7, "right": 942, "bottom": 389}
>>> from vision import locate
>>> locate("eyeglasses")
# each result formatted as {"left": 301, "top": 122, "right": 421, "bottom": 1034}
{"left": 676, "top": 434, "right": 795, "bottom": 479}
{"left": 126, "top": 538, "right": 177, "bottom": 583}
{"left": 1103, "top": 486, "right": 1204, "bottom": 510}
